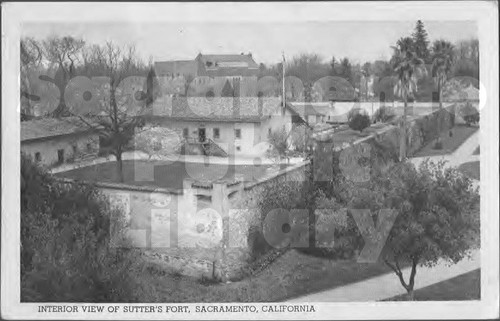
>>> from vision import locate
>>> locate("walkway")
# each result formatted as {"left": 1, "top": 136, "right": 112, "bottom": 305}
{"left": 289, "top": 130, "right": 481, "bottom": 302}
{"left": 409, "top": 130, "right": 480, "bottom": 189}
{"left": 410, "top": 130, "right": 479, "bottom": 169}
{"left": 288, "top": 250, "right": 479, "bottom": 302}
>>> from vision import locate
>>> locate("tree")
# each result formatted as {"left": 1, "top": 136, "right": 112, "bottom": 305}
{"left": 267, "top": 126, "right": 292, "bottom": 162}
{"left": 290, "top": 123, "right": 314, "bottom": 156}
{"left": 461, "top": 102, "right": 480, "bottom": 126}
{"left": 431, "top": 40, "right": 455, "bottom": 145}
{"left": 20, "top": 37, "right": 43, "bottom": 119}
{"left": 347, "top": 160, "right": 479, "bottom": 300}
{"left": 20, "top": 154, "right": 153, "bottom": 302}
{"left": 144, "top": 64, "right": 161, "bottom": 106}
{"left": 431, "top": 40, "right": 455, "bottom": 109}
{"left": 286, "top": 53, "right": 330, "bottom": 102}
{"left": 391, "top": 37, "right": 427, "bottom": 160}
{"left": 76, "top": 42, "right": 148, "bottom": 182}
{"left": 330, "top": 56, "right": 338, "bottom": 76}
{"left": 348, "top": 113, "right": 371, "bottom": 132}
{"left": 221, "top": 79, "right": 234, "bottom": 97}
{"left": 337, "top": 58, "right": 353, "bottom": 84}
{"left": 412, "top": 20, "right": 430, "bottom": 62}
{"left": 452, "top": 39, "right": 479, "bottom": 80}
{"left": 373, "top": 105, "right": 396, "bottom": 123}
{"left": 42, "top": 36, "right": 85, "bottom": 117}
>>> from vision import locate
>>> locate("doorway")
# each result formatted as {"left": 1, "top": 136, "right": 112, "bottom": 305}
{"left": 57, "top": 149, "right": 65, "bottom": 164}
{"left": 198, "top": 128, "right": 206, "bottom": 142}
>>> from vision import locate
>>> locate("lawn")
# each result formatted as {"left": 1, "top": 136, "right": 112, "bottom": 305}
{"left": 414, "top": 124, "right": 479, "bottom": 157}
{"left": 458, "top": 161, "right": 480, "bottom": 180}
{"left": 328, "top": 123, "right": 391, "bottom": 146}
{"left": 137, "top": 249, "right": 395, "bottom": 303}
{"left": 385, "top": 269, "right": 480, "bottom": 301}
{"left": 56, "top": 160, "right": 285, "bottom": 189}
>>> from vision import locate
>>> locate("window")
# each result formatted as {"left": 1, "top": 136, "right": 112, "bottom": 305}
{"left": 268, "top": 128, "right": 271, "bottom": 136}
{"left": 183, "top": 128, "right": 189, "bottom": 138}
{"left": 236, "top": 146, "right": 241, "bottom": 151}
{"left": 213, "top": 128, "right": 220, "bottom": 139}
{"left": 72, "top": 144, "right": 78, "bottom": 154}
{"left": 235, "top": 129, "right": 241, "bottom": 139}
{"left": 57, "top": 149, "right": 65, "bottom": 164}
{"left": 35, "top": 152, "right": 41, "bottom": 162}
{"left": 86, "top": 143, "right": 92, "bottom": 152}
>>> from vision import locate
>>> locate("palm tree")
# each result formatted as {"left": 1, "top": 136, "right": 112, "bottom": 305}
{"left": 431, "top": 40, "right": 455, "bottom": 109}
{"left": 391, "top": 37, "right": 427, "bottom": 160}
{"left": 431, "top": 40, "right": 455, "bottom": 143}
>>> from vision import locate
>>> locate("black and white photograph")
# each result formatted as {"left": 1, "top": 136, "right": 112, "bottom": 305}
{"left": 1, "top": 1, "right": 498, "bottom": 320}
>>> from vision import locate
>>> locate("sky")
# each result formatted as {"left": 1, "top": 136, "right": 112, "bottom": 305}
{"left": 22, "top": 20, "right": 477, "bottom": 66}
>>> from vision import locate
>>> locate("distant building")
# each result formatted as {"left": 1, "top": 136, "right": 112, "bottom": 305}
{"left": 312, "top": 77, "right": 358, "bottom": 102}
{"left": 21, "top": 117, "right": 99, "bottom": 167}
{"left": 154, "top": 53, "right": 259, "bottom": 97}
{"left": 147, "top": 97, "right": 298, "bottom": 156}
{"left": 287, "top": 102, "right": 335, "bottom": 126}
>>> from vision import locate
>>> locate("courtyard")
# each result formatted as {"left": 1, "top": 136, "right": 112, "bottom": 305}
{"left": 55, "top": 159, "right": 288, "bottom": 189}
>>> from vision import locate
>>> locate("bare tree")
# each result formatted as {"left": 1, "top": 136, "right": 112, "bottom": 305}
{"left": 75, "top": 41, "right": 150, "bottom": 182}
{"left": 40, "top": 36, "right": 85, "bottom": 117}
{"left": 20, "top": 37, "right": 43, "bottom": 119}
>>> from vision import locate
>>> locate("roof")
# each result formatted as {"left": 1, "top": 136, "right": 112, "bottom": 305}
{"left": 21, "top": 117, "right": 96, "bottom": 142}
{"left": 314, "top": 77, "right": 357, "bottom": 101}
{"left": 154, "top": 60, "right": 198, "bottom": 77}
{"left": 197, "top": 54, "right": 259, "bottom": 69}
{"left": 148, "top": 97, "right": 290, "bottom": 123}
{"left": 196, "top": 53, "right": 259, "bottom": 77}
{"left": 287, "top": 102, "right": 333, "bottom": 118}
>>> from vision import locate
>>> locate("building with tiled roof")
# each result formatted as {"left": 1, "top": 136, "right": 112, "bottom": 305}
{"left": 287, "top": 102, "right": 335, "bottom": 126}
{"left": 145, "top": 97, "right": 297, "bottom": 156}
{"left": 21, "top": 117, "right": 99, "bottom": 166}
{"left": 154, "top": 53, "right": 260, "bottom": 98}
{"left": 195, "top": 53, "right": 259, "bottom": 78}
{"left": 313, "top": 77, "right": 358, "bottom": 102}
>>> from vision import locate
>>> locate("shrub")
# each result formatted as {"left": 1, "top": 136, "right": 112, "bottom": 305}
{"left": 373, "top": 106, "right": 396, "bottom": 123}
{"left": 21, "top": 154, "right": 156, "bottom": 302}
{"left": 348, "top": 113, "right": 371, "bottom": 132}
{"left": 433, "top": 141, "right": 443, "bottom": 150}
{"left": 461, "top": 103, "right": 480, "bottom": 126}
{"left": 347, "top": 108, "right": 362, "bottom": 122}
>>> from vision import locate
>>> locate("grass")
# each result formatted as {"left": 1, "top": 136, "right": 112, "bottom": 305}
{"left": 56, "top": 160, "right": 285, "bottom": 189}
{"left": 138, "top": 249, "right": 395, "bottom": 303}
{"left": 458, "top": 161, "right": 480, "bottom": 180}
{"left": 414, "top": 124, "right": 478, "bottom": 157}
{"left": 328, "top": 123, "right": 392, "bottom": 146}
{"left": 385, "top": 269, "right": 480, "bottom": 301}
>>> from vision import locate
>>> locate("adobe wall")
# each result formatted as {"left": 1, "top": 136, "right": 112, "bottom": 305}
{"left": 51, "top": 105, "right": 453, "bottom": 280}
{"left": 21, "top": 133, "right": 99, "bottom": 167}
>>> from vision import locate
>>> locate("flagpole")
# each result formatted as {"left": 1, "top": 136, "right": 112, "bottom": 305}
{"left": 282, "top": 51, "right": 286, "bottom": 113}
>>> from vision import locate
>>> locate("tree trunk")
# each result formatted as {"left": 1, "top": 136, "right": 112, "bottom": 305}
{"left": 116, "top": 151, "right": 124, "bottom": 183}
{"left": 406, "top": 257, "right": 418, "bottom": 301}
{"left": 399, "top": 98, "right": 407, "bottom": 161}
{"left": 407, "top": 288, "right": 415, "bottom": 301}
{"left": 436, "top": 82, "right": 442, "bottom": 144}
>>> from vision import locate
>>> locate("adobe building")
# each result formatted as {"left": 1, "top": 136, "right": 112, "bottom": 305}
{"left": 21, "top": 117, "right": 99, "bottom": 166}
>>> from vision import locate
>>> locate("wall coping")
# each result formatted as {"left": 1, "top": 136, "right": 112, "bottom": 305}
{"left": 243, "top": 160, "right": 311, "bottom": 190}
{"left": 54, "top": 177, "right": 182, "bottom": 195}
